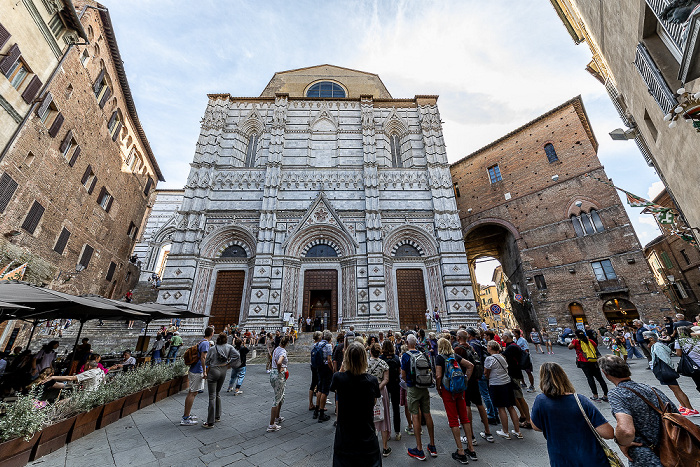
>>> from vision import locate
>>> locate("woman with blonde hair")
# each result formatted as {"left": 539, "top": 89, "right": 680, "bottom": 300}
{"left": 330, "top": 342, "right": 381, "bottom": 467}
{"left": 483, "top": 340, "right": 522, "bottom": 439}
{"left": 435, "top": 337, "right": 476, "bottom": 463}
{"left": 530, "top": 362, "right": 614, "bottom": 466}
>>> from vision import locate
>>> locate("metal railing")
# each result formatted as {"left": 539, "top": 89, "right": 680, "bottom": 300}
{"left": 593, "top": 276, "right": 628, "bottom": 293}
{"left": 645, "top": 0, "right": 686, "bottom": 50}
{"left": 634, "top": 43, "right": 677, "bottom": 114}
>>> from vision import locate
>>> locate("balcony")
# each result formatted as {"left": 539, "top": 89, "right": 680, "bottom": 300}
{"left": 634, "top": 43, "right": 677, "bottom": 114}
{"left": 593, "top": 276, "right": 629, "bottom": 295}
{"left": 645, "top": 0, "right": 700, "bottom": 82}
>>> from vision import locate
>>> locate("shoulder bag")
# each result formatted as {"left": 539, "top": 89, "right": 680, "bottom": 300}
{"left": 652, "top": 358, "right": 680, "bottom": 384}
{"left": 373, "top": 395, "right": 385, "bottom": 422}
{"left": 677, "top": 341, "right": 700, "bottom": 377}
{"left": 573, "top": 393, "right": 624, "bottom": 467}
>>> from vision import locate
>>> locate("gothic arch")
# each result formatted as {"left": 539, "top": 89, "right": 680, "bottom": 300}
{"left": 383, "top": 108, "right": 409, "bottom": 137}
{"left": 463, "top": 217, "right": 522, "bottom": 240}
{"left": 199, "top": 225, "right": 257, "bottom": 259}
{"left": 565, "top": 196, "right": 602, "bottom": 217}
{"left": 383, "top": 225, "right": 439, "bottom": 258}
{"left": 238, "top": 107, "right": 265, "bottom": 136}
{"left": 286, "top": 224, "right": 355, "bottom": 258}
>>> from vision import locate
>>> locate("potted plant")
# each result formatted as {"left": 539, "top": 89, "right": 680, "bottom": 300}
{"left": 31, "top": 416, "right": 76, "bottom": 460}
{"left": 0, "top": 392, "right": 47, "bottom": 467}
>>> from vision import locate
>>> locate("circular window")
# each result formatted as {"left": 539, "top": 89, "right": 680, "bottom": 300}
{"left": 306, "top": 82, "right": 345, "bottom": 98}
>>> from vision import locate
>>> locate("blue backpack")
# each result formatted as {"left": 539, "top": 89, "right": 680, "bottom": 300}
{"left": 442, "top": 355, "right": 467, "bottom": 393}
{"left": 310, "top": 341, "right": 326, "bottom": 368}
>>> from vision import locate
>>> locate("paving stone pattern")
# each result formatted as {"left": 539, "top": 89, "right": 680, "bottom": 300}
{"left": 28, "top": 347, "right": 700, "bottom": 467}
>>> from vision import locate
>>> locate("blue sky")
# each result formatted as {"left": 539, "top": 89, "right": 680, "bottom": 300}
{"left": 106, "top": 0, "right": 663, "bottom": 284}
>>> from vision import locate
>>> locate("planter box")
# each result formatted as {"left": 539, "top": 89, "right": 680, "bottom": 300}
{"left": 0, "top": 433, "right": 40, "bottom": 467}
{"left": 139, "top": 386, "right": 156, "bottom": 409}
{"left": 31, "top": 416, "right": 76, "bottom": 461}
{"left": 68, "top": 405, "right": 103, "bottom": 443}
{"left": 154, "top": 382, "right": 171, "bottom": 403}
{"left": 98, "top": 397, "right": 126, "bottom": 429}
{"left": 168, "top": 376, "right": 183, "bottom": 396}
{"left": 121, "top": 391, "right": 142, "bottom": 418}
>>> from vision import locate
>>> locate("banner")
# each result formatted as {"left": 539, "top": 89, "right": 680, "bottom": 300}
{"left": 0, "top": 263, "right": 27, "bottom": 281}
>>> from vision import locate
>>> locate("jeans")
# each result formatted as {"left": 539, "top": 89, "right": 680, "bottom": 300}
{"left": 152, "top": 349, "right": 162, "bottom": 364}
{"left": 626, "top": 343, "right": 644, "bottom": 359}
{"left": 228, "top": 365, "right": 247, "bottom": 389}
{"left": 206, "top": 366, "right": 226, "bottom": 424}
{"left": 166, "top": 346, "right": 180, "bottom": 363}
{"left": 478, "top": 375, "right": 497, "bottom": 419}
{"left": 387, "top": 383, "right": 401, "bottom": 434}
{"left": 579, "top": 362, "right": 608, "bottom": 396}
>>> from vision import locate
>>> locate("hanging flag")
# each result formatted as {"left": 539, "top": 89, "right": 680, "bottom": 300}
{"left": 654, "top": 210, "right": 675, "bottom": 224}
{"left": 0, "top": 263, "right": 10, "bottom": 277}
{"left": 625, "top": 191, "right": 656, "bottom": 208}
{"left": 0, "top": 263, "right": 27, "bottom": 281}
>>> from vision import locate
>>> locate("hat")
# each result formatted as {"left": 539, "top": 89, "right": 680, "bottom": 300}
{"left": 449, "top": 330, "right": 457, "bottom": 337}
{"left": 466, "top": 328, "right": 478, "bottom": 337}
{"left": 173, "top": 331, "right": 180, "bottom": 335}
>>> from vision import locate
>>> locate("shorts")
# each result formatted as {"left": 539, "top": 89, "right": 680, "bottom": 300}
{"left": 309, "top": 365, "right": 319, "bottom": 392}
{"left": 270, "top": 370, "right": 286, "bottom": 406}
{"left": 439, "top": 388, "right": 470, "bottom": 428}
{"left": 317, "top": 366, "right": 332, "bottom": 395}
{"left": 406, "top": 386, "right": 431, "bottom": 415}
{"left": 512, "top": 379, "right": 524, "bottom": 399}
{"left": 188, "top": 372, "right": 205, "bottom": 393}
{"left": 464, "top": 379, "right": 482, "bottom": 406}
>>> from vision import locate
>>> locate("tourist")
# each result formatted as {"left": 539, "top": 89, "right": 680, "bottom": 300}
{"left": 542, "top": 329, "right": 554, "bottom": 355}
{"left": 110, "top": 350, "right": 136, "bottom": 371}
{"left": 600, "top": 354, "right": 680, "bottom": 466}
{"left": 379, "top": 339, "right": 402, "bottom": 441}
{"left": 204, "top": 333, "right": 240, "bottom": 428}
{"left": 306, "top": 316, "right": 312, "bottom": 332}
{"left": 166, "top": 331, "right": 183, "bottom": 363}
{"left": 530, "top": 362, "right": 614, "bottom": 466}
{"left": 632, "top": 320, "right": 652, "bottom": 361}
{"left": 569, "top": 329, "right": 608, "bottom": 401}
{"left": 32, "top": 340, "right": 59, "bottom": 375}
{"left": 309, "top": 331, "right": 322, "bottom": 412}
{"left": 150, "top": 334, "right": 165, "bottom": 364}
{"left": 78, "top": 354, "right": 108, "bottom": 374}
{"left": 368, "top": 343, "right": 392, "bottom": 457}
{"left": 645, "top": 331, "right": 696, "bottom": 415}
{"left": 624, "top": 326, "right": 644, "bottom": 359}
{"left": 513, "top": 329, "right": 535, "bottom": 392}
{"left": 333, "top": 332, "right": 345, "bottom": 372}
{"left": 530, "top": 328, "right": 544, "bottom": 354}
{"left": 330, "top": 342, "right": 381, "bottom": 467}
{"left": 181, "top": 327, "right": 212, "bottom": 426}
{"left": 435, "top": 337, "right": 476, "bottom": 463}
{"left": 611, "top": 331, "right": 628, "bottom": 362}
{"left": 315, "top": 330, "right": 334, "bottom": 422}
{"left": 501, "top": 332, "right": 533, "bottom": 428}
{"left": 466, "top": 328, "right": 499, "bottom": 425}
{"left": 455, "top": 330, "right": 494, "bottom": 443}
{"left": 266, "top": 332, "right": 275, "bottom": 373}
{"left": 267, "top": 336, "right": 289, "bottom": 432}
{"left": 50, "top": 360, "right": 105, "bottom": 392}
{"left": 75, "top": 337, "right": 91, "bottom": 369}
{"left": 227, "top": 338, "right": 249, "bottom": 394}
{"left": 483, "top": 340, "right": 522, "bottom": 439}
{"left": 401, "top": 334, "right": 437, "bottom": 460}
{"left": 675, "top": 326, "right": 700, "bottom": 398}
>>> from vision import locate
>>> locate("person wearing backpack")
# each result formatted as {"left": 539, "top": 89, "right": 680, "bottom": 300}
{"left": 435, "top": 337, "right": 476, "bottom": 464}
{"left": 400, "top": 334, "right": 437, "bottom": 460}
{"left": 456, "top": 330, "right": 495, "bottom": 444}
{"left": 569, "top": 329, "right": 608, "bottom": 402}
{"left": 180, "top": 326, "right": 213, "bottom": 426}
{"left": 313, "top": 330, "right": 334, "bottom": 422}
{"left": 600, "top": 354, "right": 691, "bottom": 466}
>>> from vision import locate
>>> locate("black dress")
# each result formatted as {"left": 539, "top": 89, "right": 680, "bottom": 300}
{"left": 330, "top": 372, "right": 381, "bottom": 467}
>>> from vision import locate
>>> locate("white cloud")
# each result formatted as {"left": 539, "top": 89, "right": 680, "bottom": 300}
{"left": 648, "top": 181, "right": 665, "bottom": 201}
{"left": 638, "top": 216, "right": 658, "bottom": 227}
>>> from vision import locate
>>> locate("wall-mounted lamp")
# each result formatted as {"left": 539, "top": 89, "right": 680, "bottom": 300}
{"left": 551, "top": 175, "right": 559, "bottom": 182}
{"left": 467, "top": 208, "right": 473, "bottom": 213}
{"left": 609, "top": 128, "right": 638, "bottom": 140}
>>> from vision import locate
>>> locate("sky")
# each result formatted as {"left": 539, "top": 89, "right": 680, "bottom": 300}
{"left": 105, "top": 0, "right": 664, "bottom": 284}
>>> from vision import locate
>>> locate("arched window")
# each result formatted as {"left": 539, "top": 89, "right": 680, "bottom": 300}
{"left": 389, "top": 134, "right": 402, "bottom": 168}
{"left": 306, "top": 82, "right": 345, "bottom": 98}
{"left": 544, "top": 143, "right": 558, "bottom": 163}
{"left": 93, "top": 67, "right": 111, "bottom": 109}
{"left": 245, "top": 133, "right": 258, "bottom": 167}
{"left": 305, "top": 244, "right": 338, "bottom": 257}
{"left": 571, "top": 209, "right": 605, "bottom": 237}
{"left": 221, "top": 245, "right": 247, "bottom": 258}
{"left": 395, "top": 244, "right": 421, "bottom": 257}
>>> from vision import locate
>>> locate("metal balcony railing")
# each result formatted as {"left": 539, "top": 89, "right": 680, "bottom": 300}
{"left": 593, "top": 276, "right": 628, "bottom": 293}
{"left": 634, "top": 43, "right": 677, "bottom": 114}
{"left": 645, "top": 0, "right": 686, "bottom": 51}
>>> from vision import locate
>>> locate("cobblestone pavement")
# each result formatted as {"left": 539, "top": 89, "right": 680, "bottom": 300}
{"left": 29, "top": 347, "right": 700, "bottom": 467}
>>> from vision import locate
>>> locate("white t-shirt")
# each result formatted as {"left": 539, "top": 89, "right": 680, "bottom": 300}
{"left": 675, "top": 338, "right": 700, "bottom": 366}
{"left": 76, "top": 368, "right": 105, "bottom": 391}
{"left": 484, "top": 353, "right": 511, "bottom": 386}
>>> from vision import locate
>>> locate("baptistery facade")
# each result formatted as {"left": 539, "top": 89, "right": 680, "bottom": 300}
{"left": 158, "top": 65, "right": 476, "bottom": 331}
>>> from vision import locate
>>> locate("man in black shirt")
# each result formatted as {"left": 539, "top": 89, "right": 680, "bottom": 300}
{"left": 501, "top": 332, "right": 532, "bottom": 429}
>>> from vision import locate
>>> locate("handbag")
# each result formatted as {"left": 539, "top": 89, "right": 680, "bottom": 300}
{"left": 573, "top": 393, "right": 624, "bottom": 467}
{"left": 373, "top": 395, "right": 385, "bottom": 422}
{"left": 676, "top": 342, "right": 700, "bottom": 376}
{"left": 652, "top": 358, "right": 680, "bottom": 384}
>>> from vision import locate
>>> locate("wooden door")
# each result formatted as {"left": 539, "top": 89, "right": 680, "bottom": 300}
{"left": 208, "top": 270, "right": 245, "bottom": 333}
{"left": 302, "top": 270, "right": 338, "bottom": 331}
{"left": 396, "top": 269, "right": 427, "bottom": 329}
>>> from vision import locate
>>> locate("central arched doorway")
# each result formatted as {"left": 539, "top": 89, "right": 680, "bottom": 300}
{"left": 602, "top": 298, "right": 639, "bottom": 325}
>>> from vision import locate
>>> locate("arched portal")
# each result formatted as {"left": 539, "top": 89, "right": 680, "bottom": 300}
{"left": 602, "top": 298, "right": 639, "bottom": 325}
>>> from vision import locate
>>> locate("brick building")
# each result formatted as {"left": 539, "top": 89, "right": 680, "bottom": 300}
{"left": 0, "top": 1, "right": 164, "bottom": 350}
{"left": 644, "top": 189, "right": 700, "bottom": 318}
{"left": 450, "top": 96, "right": 671, "bottom": 332}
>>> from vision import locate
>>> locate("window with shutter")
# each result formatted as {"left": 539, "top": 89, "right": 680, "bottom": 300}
{"left": 93, "top": 68, "right": 104, "bottom": 95}
{"left": 88, "top": 175, "right": 97, "bottom": 194}
{"left": 0, "top": 173, "right": 18, "bottom": 213}
{"left": 144, "top": 177, "right": 153, "bottom": 195}
{"left": 21, "top": 75, "right": 42, "bottom": 104}
{"left": 6, "top": 57, "right": 29, "bottom": 90}
{"left": 21, "top": 201, "right": 45, "bottom": 234}
{"left": 53, "top": 227, "right": 71, "bottom": 254}
{"left": 59, "top": 130, "right": 73, "bottom": 154}
{"left": 112, "top": 122, "right": 121, "bottom": 141}
{"left": 48, "top": 112, "right": 64, "bottom": 137}
{"left": 81, "top": 165, "right": 93, "bottom": 185}
{"left": 37, "top": 92, "right": 53, "bottom": 119}
{"left": 132, "top": 227, "right": 138, "bottom": 241}
{"left": 98, "top": 85, "right": 111, "bottom": 108}
{"left": 78, "top": 244, "right": 94, "bottom": 269}
{"left": 68, "top": 145, "right": 80, "bottom": 167}
{"left": 105, "top": 261, "right": 116, "bottom": 281}
{"left": 0, "top": 22, "right": 10, "bottom": 49}
{"left": 127, "top": 222, "right": 136, "bottom": 237}
{"left": 0, "top": 44, "right": 21, "bottom": 75}
{"left": 534, "top": 274, "right": 548, "bottom": 290}
{"left": 97, "top": 187, "right": 113, "bottom": 211}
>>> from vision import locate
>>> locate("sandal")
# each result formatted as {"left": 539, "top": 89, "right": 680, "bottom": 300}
{"left": 519, "top": 421, "right": 532, "bottom": 429}
{"left": 510, "top": 430, "right": 523, "bottom": 439}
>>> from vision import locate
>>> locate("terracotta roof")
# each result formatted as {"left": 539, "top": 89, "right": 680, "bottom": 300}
{"left": 451, "top": 96, "right": 599, "bottom": 167}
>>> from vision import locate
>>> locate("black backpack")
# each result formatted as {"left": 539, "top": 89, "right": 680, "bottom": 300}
{"left": 310, "top": 341, "right": 326, "bottom": 368}
{"left": 458, "top": 344, "right": 484, "bottom": 380}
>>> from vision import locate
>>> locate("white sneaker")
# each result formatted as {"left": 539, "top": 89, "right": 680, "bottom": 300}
{"left": 275, "top": 417, "right": 285, "bottom": 424}
{"left": 180, "top": 417, "right": 197, "bottom": 426}
{"left": 496, "top": 429, "right": 511, "bottom": 439}
{"left": 266, "top": 424, "right": 281, "bottom": 432}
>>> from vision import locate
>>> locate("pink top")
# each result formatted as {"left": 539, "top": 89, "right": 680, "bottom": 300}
{"left": 79, "top": 362, "right": 108, "bottom": 374}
